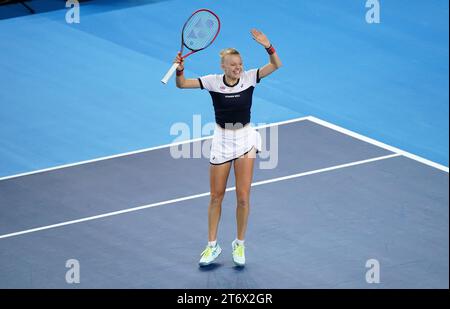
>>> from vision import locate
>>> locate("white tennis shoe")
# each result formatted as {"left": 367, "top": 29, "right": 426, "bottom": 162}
{"left": 199, "top": 244, "right": 222, "bottom": 266}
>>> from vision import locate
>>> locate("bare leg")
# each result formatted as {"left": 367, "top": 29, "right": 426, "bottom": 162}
{"left": 208, "top": 162, "right": 232, "bottom": 241}
{"left": 233, "top": 148, "right": 256, "bottom": 240}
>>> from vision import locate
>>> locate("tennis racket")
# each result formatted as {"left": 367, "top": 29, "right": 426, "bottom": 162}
{"left": 161, "top": 9, "right": 220, "bottom": 84}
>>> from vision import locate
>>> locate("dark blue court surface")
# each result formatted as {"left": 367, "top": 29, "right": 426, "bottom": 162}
{"left": 0, "top": 118, "right": 448, "bottom": 288}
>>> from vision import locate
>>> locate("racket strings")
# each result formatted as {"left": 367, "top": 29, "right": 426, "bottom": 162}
{"left": 183, "top": 11, "right": 219, "bottom": 51}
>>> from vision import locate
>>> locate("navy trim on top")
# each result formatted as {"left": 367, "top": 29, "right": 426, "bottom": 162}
{"left": 223, "top": 75, "right": 240, "bottom": 87}
{"left": 198, "top": 78, "right": 204, "bottom": 90}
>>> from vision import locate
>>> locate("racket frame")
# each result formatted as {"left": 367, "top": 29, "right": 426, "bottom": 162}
{"left": 161, "top": 8, "right": 220, "bottom": 84}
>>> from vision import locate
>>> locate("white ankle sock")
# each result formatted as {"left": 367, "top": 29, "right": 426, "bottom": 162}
{"left": 208, "top": 240, "right": 217, "bottom": 247}
{"left": 235, "top": 239, "right": 245, "bottom": 246}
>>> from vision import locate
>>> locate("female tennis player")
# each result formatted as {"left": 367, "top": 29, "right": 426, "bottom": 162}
{"left": 175, "top": 29, "right": 282, "bottom": 267}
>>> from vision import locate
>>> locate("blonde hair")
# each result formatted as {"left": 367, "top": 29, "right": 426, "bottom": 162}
{"left": 220, "top": 48, "right": 240, "bottom": 63}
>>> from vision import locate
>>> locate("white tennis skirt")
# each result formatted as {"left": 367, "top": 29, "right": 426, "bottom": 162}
{"left": 210, "top": 124, "right": 262, "bottom": 165}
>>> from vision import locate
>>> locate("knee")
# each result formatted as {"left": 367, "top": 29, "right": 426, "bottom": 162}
{"left": 210, "top": 191, "right": 225, "bottom": 206}
{"left": 236, "top": 192, "right": 250, "bottom": 209}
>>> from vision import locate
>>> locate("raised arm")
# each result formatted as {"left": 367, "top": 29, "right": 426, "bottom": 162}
{"left": 251, "top": 29, "right": 282, "bottom": 79}
{"left": 174, "top": 52, "right": 201, "bottom": 89}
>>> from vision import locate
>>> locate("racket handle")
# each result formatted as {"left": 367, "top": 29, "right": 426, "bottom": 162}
{"left": 161, "top": 62, "right": 180, "bottom": 84}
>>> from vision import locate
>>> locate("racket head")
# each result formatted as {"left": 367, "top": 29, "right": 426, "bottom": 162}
{"left": 181, "top": 9, "right": 220, "bottom": 56}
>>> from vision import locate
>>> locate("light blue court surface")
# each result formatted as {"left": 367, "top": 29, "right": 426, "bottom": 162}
{"left": 0, "top": 0, "right": 448, "bottom": 178}
{"left": 0, "top": 0, "right": 448, "bottom": 289}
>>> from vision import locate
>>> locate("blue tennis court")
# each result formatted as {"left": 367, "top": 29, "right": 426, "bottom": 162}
{"left": 0, "top": 0, "right": 448, "bottom": 289}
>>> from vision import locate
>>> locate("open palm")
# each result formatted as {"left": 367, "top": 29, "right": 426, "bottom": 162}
{"left": 251, "top": 29, "right": 270, "bottom": 48}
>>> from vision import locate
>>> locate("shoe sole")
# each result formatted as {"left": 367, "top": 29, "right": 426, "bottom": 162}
{"left": 199, "top": 247, "right": 222, "bottom": 267}
{"left": 233, "top": 261, "right": 245, "bottom": 267}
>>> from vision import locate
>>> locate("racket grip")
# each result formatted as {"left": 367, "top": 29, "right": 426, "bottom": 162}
{"left": 161, "top": 62, "right": 180, "bottom": 84}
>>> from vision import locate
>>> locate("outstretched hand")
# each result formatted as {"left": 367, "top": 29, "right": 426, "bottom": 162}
{"left": 251, "top": 29, "right": 271, "bottom": 48}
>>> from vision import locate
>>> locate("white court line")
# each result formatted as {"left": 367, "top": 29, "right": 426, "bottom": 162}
{"left": 306, "top": 116, "right": 449, "bottom": 173}
{"left": 0, "top": 153, "right": 400, "bottom": 240}
{"left": 0, "top": 116, "right": 311, "bottom": 181}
